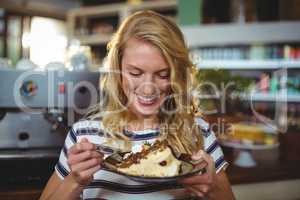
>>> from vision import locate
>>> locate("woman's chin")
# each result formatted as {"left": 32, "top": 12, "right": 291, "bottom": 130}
{"left": 135, "top": 107, "right": 158, "bottom": 117}
{"left": 134, "top": 103, "right": 160, "bottom": 117}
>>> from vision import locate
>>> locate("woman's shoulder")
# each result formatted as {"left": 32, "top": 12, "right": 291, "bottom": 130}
{"left": 194, "top": 116, "right": 228, "bottom": 173}
{"left": 65, "top": 119, "right": 111, "bottom": 146}
{"left": 194, "top": 116, "right": 209, "bottom": 130}
{"left": 71, "top": 119, "right": 104, "bottom": 137}
{"left": 194, "top": 116, "right": 212, "bottom": 137}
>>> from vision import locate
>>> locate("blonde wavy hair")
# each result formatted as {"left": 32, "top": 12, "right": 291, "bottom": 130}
{"left": 90, "top": 10, "right": 203, "bottom": 154}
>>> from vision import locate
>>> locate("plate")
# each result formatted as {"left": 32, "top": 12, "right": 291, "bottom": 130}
{"left": 102, "top": 152, "right": 205, "bottom": 183}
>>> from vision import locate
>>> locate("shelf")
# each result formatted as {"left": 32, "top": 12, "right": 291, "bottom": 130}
{"left": 237, "top": 93, "right": 300, "bottom": 102}
{"left": 129, "top": 0, "right": 177, "bottom": 12}
{"left": 68, "top": 0, "right": 177, "bottom": 17}
{"left": 68, "top": 4, "right": 123, "bottom": 17}
{"left": 75, "top": 33, "right": 113, "bottom": 45}
{"left": 181, "top": 21, "right": 300, "bottom": 48}
{"left": 67, "top": 0, "right": 177, "bottom": 45}
{"left": 198, "top": 92, "right": 300, "bottom": 102}
{"left": 196, "top": 60, "right": 300, "bottom": 69}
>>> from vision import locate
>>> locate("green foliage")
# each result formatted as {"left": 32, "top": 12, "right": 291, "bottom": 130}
{"left": 195, "top": 69, "right": 254, "bottom": 93}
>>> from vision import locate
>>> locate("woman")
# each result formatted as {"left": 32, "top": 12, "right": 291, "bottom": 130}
{"left": 39, "top": 10, "right": 235, "bottom": 200}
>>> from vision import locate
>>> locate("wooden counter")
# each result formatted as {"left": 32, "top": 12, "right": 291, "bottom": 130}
{"left": 226, "top": 152, "right": 300, "bottom": 184}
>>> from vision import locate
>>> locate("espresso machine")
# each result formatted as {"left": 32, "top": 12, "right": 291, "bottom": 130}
{"left": 0, "top": 68, "right": 100, "bottom": 186}
{"left": 0, "top": 68, "right": 100, "bottom": 150}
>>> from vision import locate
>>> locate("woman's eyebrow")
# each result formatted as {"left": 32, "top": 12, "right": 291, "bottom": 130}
{"left": 126, "top": 64, "right": 169, "bottom": 72}
{"left": 126, "top": 64, "right": 143, "bottom": 71}
{"left": 155, "top": 68, "right": 170, "bottom": 73}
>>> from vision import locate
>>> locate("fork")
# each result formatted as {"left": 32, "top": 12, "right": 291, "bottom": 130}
{"left": 95, "top": 144, "right": 122, "bottom": 154}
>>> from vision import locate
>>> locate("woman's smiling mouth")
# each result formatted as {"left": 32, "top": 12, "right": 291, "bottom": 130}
{"left": 136, "top": 94, "right": 160, "bottom": 106}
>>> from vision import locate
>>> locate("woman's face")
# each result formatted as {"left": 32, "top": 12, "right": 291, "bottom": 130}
{"left": 121, "top": 38, "right": 171, "bottom": 119}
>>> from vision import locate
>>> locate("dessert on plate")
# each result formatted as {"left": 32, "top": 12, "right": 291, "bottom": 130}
{"left": 115, "top": 140, "right": 183, "bottom": 177}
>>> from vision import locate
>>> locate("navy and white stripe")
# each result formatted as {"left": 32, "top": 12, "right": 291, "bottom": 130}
{"left": 55, "top": 160, "right": 69, "bottom": 177}
{"left": 76, "top": 128, "right": 105, "bottom": 136}
{"left": 206, "top": 140, "right": 218, "bottom": 154}
{"left": 215, "top": 156, "right": 226, "bottom": 170}
{"left": 123, "top": 129, "right": 160, "bottom": 141}
{"left": 55, "top": 118, "right": 228, "bottom": 199}
{"left": 69, "top": 128, "right": 77, "bottom": 143}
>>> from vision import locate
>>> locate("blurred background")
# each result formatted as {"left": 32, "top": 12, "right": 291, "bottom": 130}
{"left": 0, "top": 0, "right": 300, "bottom": 199}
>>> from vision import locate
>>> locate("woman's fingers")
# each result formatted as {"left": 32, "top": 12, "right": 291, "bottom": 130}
{"left": 179, "top": 150, "right": 214, "bottom": 185}
{"left": 194, "top": 160, "right": 208, "bottom": 170}
{"left": 197, "top": 150, "right": 215, "bottom": 176}
{"left": 72, "top": 165, "right": 101, "bottom": 186}
{"left": 179, "top": 173, "right": 212, "bottom": 185}
{"left": 184, "top": 186, "right": 204, "bottom": 198}
{"left": 68, "top": 150, "right": 103, "bottom": 165}
{"left": 67, "top": 138, "right": 104, "bottom": 187}
{"left": 191, "top": 149, "right": 203, "bottom": 161}
{"left": 185, "top": 184, "right": 211, "bottom": 197}
{"left": 71, "top": 157, "right": 102, "bottom": 172}
{"left": 188, "top": 184, "right": 210, "bottom": 194}
{"left": 68, "top": 138, "right": 96, "bottom": 155}
{"left": 178, "top": 149, "right": 216, "bottom": 198}
{"left": 69, "top": 151, "right": 103, "bottom": 186}
{"left": 80, "top": 165, "right": 101, "bottom": 180}
{"left": 81, "top": 138, "right": 89, "bottom": 142}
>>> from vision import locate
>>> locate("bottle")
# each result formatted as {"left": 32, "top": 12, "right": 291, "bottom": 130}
{"left": 270, "top": 74, "right": 278, "bottom": 94}
{"left": 260, "top": 73, "right": 270, "bottom": 94}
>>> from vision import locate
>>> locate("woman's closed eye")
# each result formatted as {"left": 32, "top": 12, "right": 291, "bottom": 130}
{"left": 129, "top": 72, "right": 142, "bottom": 77}
{"left": 126, "top": 68, "right": 170, "bottom": 79}
{"left": 128, "top": 69, "right": 143, "bottom": 77}
{"left": 157, "top": 71, "right": 170, "bottom": 79}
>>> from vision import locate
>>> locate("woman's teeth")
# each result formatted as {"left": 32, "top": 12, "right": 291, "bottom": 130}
{"left": 137, "top": 95, "right": 158, "bottom": 104}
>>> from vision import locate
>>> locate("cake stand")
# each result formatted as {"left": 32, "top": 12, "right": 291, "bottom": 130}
{"left": 220, "top": 141, "right": 279, "bottom": 167}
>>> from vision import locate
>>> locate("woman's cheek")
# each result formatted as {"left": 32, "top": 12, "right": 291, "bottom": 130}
{"left": 122, "top": 75, "right": 140, "bottom": 93}
{"left": 130, "top": 78, "right": 143, "bottom": 92}
{"left": 157, "top": 79, "right": 171, "bottom": 94}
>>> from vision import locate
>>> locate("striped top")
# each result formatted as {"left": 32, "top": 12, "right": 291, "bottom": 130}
{"left": 55, "top": 118, "right": 228, "bottom": 200}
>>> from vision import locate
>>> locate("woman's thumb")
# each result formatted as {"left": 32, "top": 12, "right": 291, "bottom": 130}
{"left": 192, "top": 150, "right": 204, "bottom": 160}
{"left": 80, "top": 138, "right": 89, "bottom": 143}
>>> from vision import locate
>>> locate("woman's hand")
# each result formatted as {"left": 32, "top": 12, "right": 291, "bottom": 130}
{"left": 179, "top": 150, "right": 216, "bottom": 198}
{"left": 67, "top": 138, "right": 104, "bottom": 187}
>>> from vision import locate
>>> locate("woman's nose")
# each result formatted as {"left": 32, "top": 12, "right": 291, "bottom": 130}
{"left": 141, "top": 82, "right": 155, "bottom": 95}
{"left": 139, "top": 75, "right": 157, "bottom": 95}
